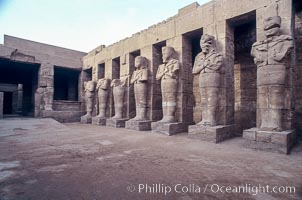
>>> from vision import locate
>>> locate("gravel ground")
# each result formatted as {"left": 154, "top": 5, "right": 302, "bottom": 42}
{"left": 0, "top": 118, "right": 301, "bottom": 200}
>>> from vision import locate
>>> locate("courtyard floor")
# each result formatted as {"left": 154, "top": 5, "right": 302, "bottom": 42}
{"left": 0, "top": 118, "right": 301, "bottom": 200}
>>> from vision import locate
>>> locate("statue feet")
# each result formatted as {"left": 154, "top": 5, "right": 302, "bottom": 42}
{"left": 158, "top": 116, "right": 175, "bottom": 123}
{"left": 260, "top": 126, "right": 282, "bottom": 132}
{"left": 96, "top": 114, "right": 106, "bottom": 118}
{"left": 131, "top": 116, "right": 146, "bottom": 121}
{"left": 197, "top": 120, "right": 215, "bottom": 126}
{"left": 112, "top": 114, "right": 122, "bottom": 119}
{"left": 82, "top": 113, "right": 92, "bottom": 118}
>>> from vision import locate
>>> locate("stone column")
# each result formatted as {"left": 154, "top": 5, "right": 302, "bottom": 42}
{"left": 0, "top": 92, "right": 3, "bottom": 118}
{"left": 35, "top": 62, "right": 54, "bottom": 117}
{"left": 105, "top": 59, "right": 116, "bottom": 118}
{"left": 140, "top": 45, "right": 162, "bottom": 121}
{"left": 243, "top": 0, "right": 296, "bottom": 154}
{"left": 187, "top": 21, "right": 236, "bottom": 143}
{"left": 120, "top": 53, "right": 135, "bottom": 119}
{"left": 151, "top": 36, "right": 193, "bottom": 135}
{"left": 17, "top": 84, "right": 23, "bottom": 114}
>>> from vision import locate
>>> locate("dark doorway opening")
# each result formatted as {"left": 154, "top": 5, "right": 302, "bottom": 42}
{"left": 227, "top": 11, "right": 257, "bottom": 134}
{"left": 98, "top": 63, "right": 105, "bottom": 79}
{"left": 54, "top": 66, "right": 80, "bottom": 101}
{"left": 112, "top": 57, "right": 121, "bottom": 79}
{"left": 3, "top": 92, "right": 13, "bottom": 114}
{"left": 0, "top": 58, "right": 39, "bottom": 116}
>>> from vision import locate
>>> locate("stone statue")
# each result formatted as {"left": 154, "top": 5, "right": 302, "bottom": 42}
{"left": 192, "top": 34, "right": 224, "bottom": 126}
{"left": 156, "top": 46, "right": 180, "bottom": 123}
{"left": 35, "top": 87, "right": 53, "bottom": 113}
{"left": 130, "top": 56, "right": 149, "bottom": 121}
{"left": 96, "top": 78, "right": 110, "bottom": 118}
{"left": 251, "top": 16, "right": 293, "bottom": 131}
{"left": 111, "top": 77, "right": 128, "bottom": 119}
{"left": 82, "top": 80, "right": 96, "bottom": 118}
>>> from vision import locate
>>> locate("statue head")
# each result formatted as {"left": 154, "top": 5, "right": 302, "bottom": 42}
{"left": 162, "top": 46, "right": 175, "bottom": 63}
{"left": 134, "top": 56, "right": 147, "bottom": 69}
{"left": 200, "top": 34, "right": 215, "bottom": 55}
{"left": 264, "top": 16, "right": 281, "bottom": 38}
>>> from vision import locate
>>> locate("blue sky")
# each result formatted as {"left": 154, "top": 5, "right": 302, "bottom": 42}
{"left": 0, "top": 0, "right": 210, "bottom": 52}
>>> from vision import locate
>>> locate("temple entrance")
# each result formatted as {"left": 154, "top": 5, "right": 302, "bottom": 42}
{"left": 0, "top": 58, "right": 39, "bottom": 117}
{"left": 227, "top": 11, "right": 257, "bottom": 134}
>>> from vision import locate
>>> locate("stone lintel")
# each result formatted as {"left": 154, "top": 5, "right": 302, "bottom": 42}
{"left": 125, "top": 120, "right": 152, "bottom": 131}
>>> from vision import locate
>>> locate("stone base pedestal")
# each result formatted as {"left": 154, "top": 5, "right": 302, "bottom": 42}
{"left": 125, "top": 120, "right": 152, "bottom": 131}
{"left": 188, "top": 124, "right": 235, "bottom": 143}
{"left": 80, "top": 115, "right": 92, "bottom": 124}
{"left": 151, "top": 122, "right": 188, "bottom": 136}
{"left": 106, "top": 118, "right": 129, "bottom": 128}
{"left": 92, "top": 116, "right": 107, "bottom": 126}
{"left": 243, "top": 128, "right": 296, "bottom": 154}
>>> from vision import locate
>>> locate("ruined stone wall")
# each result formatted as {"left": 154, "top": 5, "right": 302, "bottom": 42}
{"left": 0, "top": 35, "right": 86, "bottom": 121}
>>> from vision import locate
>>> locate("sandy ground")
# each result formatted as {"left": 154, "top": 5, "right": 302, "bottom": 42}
{"left": 0, "top": 118, "right": 301, "bottom": 200}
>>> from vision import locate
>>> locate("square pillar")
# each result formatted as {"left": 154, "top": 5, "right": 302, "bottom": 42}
{"left": 242, "top": 0, "right": 296, "bottom": 154}
{"left": 0, "top": 92, "right": 3, "bottom": 118}
{"left": 166, "top": 35, "right": 194, "bottom": 124}
{"left": 140, "top": 45, "right": 162, "bottom": 121}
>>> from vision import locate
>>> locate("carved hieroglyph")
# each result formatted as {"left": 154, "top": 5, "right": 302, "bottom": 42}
{"left": 251, "top": 16, "right": 293, "bottom": 131}
{"left": 96, "top": 78, "right": 110, "bottom": 118}
{"left": 82, "top": 80, "right": 96, "bottom": 118}
{"left": 111, "top": 77, "right": 128, "bottom": 119}
{"left": 192, "top": 34, "right": 224, "bottom": 126}
{"left": 130, "top": 56, "right": 149, "bottom": 121}
{"left": 156, "top": 46, "right": 180, "bottom": 123}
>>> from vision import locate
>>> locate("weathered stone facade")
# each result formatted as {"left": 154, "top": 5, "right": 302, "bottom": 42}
{"left": 0, "top": 35, "right": 86, "bottom": 122}
{"left": 1, "top": 0, "right": 302, "bottom": 154}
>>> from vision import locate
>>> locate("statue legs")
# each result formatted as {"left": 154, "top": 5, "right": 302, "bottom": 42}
{"left": 112, "top": 86, "right": 125, "bottom": 119}
{"left": 84, "top": 96, "right": 93, "bottom": 117}
{"left": 258, "top": 85, "right": 284, "bottom": 131}
{"left": 97, "top": 89, "right": 108, "bottom": 118}
{"left": 132, "top": 83, "right": 147, "bottom": 121}
{"left": 198, "top": 87, "right": 219, "bottom": 126}
{"left": 159, "top": 79, "right": 177, "bottom": 123}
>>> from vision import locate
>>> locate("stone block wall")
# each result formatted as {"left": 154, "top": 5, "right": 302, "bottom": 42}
{"left": 295, "top": 6, "right": 302, "bottom": 137}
